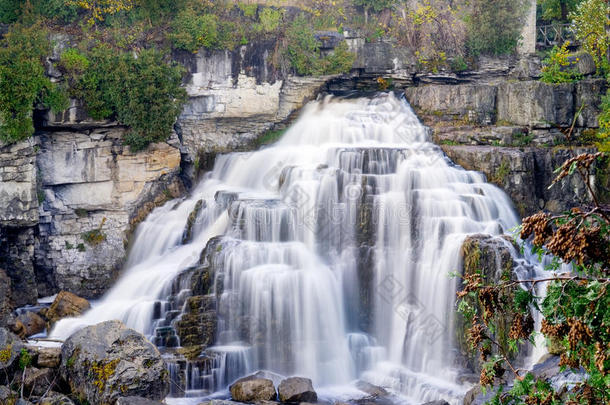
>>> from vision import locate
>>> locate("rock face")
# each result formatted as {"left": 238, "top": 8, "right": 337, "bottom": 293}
{"left": 44, "top": 291, "right": 91, "bottom": 329}
{"left": 458, "top": 235, "right": 519, "bottom": 373}
{"left": 230, "top": 375, "right": 277, "bottom": 402}
{"left": 441, "top": 145, "right": 599, "bottom": 217}
{"left": 60, "top": 320, "right": 169, "bottom": 405}
{"left": 0, "top": 270, "right": 12, "bottom": 327}
{"left": 278, "top": 377, "right": 318, "bottom": 403}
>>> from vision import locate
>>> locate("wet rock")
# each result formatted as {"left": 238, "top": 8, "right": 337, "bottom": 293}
{"left": 39, "top": 391, "right": 75, "bottom": 405}
{"left": 60, "top": 320, "right": 169, "bottom": 405}
{"left": 277, "top": 377, "right": 317, "bottom": 403}
{"left": 0, "top": 327, "right": 24, "bottom": 374}
{"left": 421, "top": 401, "right": 450, "bottom": 405}
{"left": 44, "top": 291, "right": 90, "bottom": 328}
{"left": 459, "top": 235, "right": 519, "bottom": 373}
{"left": 115, "top": 397, "right": 166, "bottom": 405}
{"left": 355, "top": 381, "right": 388, "bottom": 397}
{"left": 183, "top": 199, "right": 204, "bottom": 244}
{"left": 36, "top": 347, "right": 62, "bottom": 368}
{"left": 230, "top": 375, "right": 277, "bottom": 402}
{"left": 15, "top": 311, "right": 46, "bottom": 338}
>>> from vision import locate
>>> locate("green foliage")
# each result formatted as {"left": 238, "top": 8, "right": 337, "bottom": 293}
{"left": 598, "top": 84, "right": 610, "bottom": 152}
{"left": 59, "top": 48, "right": 90, "bottom": 88}
{"left": 18, "top": 348, "right": 31, "bottom": 370}
{"left": 257, "top": 128, "right": 286, "bottom": 146}
{"left": 283, "top": 15, "right": 354, "bottom": 76}
{"left": 169, "top": 8, "right": 240, "bottom": 53}
{"left": 540, "top": 42, "right": 583, "bottom": 83}
{"left": 73, "top": 46, "right": 187, "bottom": 151}
{"left": 457, "top": 153, "right": 610, "bottom": 404}
{"left": 255, "top": 8, "right": 282, "bottom": 33}
{"left": 465, "top": 0, "right": 528, "bottom": 56}
{"left": 539, "top": 0, "right": 583, "bottom": 22}
{"left": 133, "top": 0, "right": 187, "bottom": 24}
{"left": 352, "top": 0, "right": 398, "bottom": 13}
{"left": 283, "top": 15, "right": 321, "bottom": 76}
{"left": 238, "top": 2, "right": 258, "bottom": 18}
{"left": 0, "top": 23, "right": 68, "bottom": 143}
{"left": 570, "top": 0, "right": 610, "bottom": 74}
{"left": 169, "top": 10, "right": 220, "bottom": 52}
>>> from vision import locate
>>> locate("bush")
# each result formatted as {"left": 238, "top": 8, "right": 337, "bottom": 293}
{"left": 283, "top": 15, "right": 322, "bottom": 76}
{"left": 540, "top": 42, "right": 582, "bottom": 83}
{"left": 465, "top": 0, "right": 529, "bottom": 56}
{"left": 571, "top": 0, "right": 609, "bottom": 74}
{"left": 319, "top": 41, "right": 356, "bottom": 75}
{"left": 169, "top": 10, "right": 220, "bottom": 52}
{"left": 0, "top": 23, "right": 68, "bottom": 143}
{"left": 74, "top": 47, "right": 187, "bottom": 151}
{"left": 255, "top": 8, "right": 282, "bottom": 33}
{"left": 352, "top": 0, "right": 398, "bottom": 13}
{"left": 0, "top": 0, "right": 78, "bottom": 24}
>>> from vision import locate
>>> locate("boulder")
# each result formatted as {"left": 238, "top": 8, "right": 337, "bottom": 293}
{"left": 44, "top": 291, "right": 90, "bottom": 328}
{"left": 15, "top": 311, "right": 46, "bottom": 338}
{"left": 16, "top": 367, "right": 57, "bottom": 396}
{"left": 572, "top": 52, "right": 596, "bottom": 76}
{"left": 230, "top": 375, "right": 277, "bottom": 402}
{"left": 115, "top": 397, "right": 166, "bottom": 405}
{"left": 355, "top": 381, "right": 389, "bottom": 397}
{"left": 60, "top": 320, "right": 169, "bottom": 405}
{"left": 39, "top": 391, "right": 75, "bottom": 405}
{"left": 36, "top": 346, "right": 62, "bottom": 368}
{"left": 0, "top": 327, "right": 24, "bottom": 374}
{"left": 277, "top": 377, "right": 317, "bottom": 403}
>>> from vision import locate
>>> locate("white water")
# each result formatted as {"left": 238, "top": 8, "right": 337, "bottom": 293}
{"left": 52, "top": 94, "right": 535, "bottom": 404}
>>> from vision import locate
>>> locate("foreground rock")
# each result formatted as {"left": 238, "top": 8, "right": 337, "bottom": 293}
{"left": 0, "top": 327, "right": 24, "bottom": 375}
{"left": 14, "top": 311, "right": 46, "bottom": 338}
{"left": 60, "top": 320, "right": 168, "bottom": 405}
{"left": 230, "top": 375, "right": 277, "bottom": 402}
{"left": 278, "top": 377, "right": 317, "bottom": 403}
{"left": 115, "top": 397, "right": 165, "bottom": 405}
{"left": 43, "top": 291, "right": 90, "bottom": 328}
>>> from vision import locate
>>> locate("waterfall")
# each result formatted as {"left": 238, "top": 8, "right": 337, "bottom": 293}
{"left": 51, "top": 93, "right": 530, "bottom": 404}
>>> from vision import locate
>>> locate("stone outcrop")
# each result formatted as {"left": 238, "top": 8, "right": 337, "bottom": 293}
{"left": 14, "top": 311, "right": 46, "bottom": 338}
{"left": 277, "top": 377, "right": 317, "bottom": 403}
{"left": 60, "top": 320, "right": 169, "bottom": 405}
{"left": 43, "top": 291, "right": 91, "bottom": 329}
{"left": 458, "top": 235, "right": 524, "bottom": 374}
{"left": 0, "top": 327, "right": 24, "bottom": 377}
{"left": 230, "top": 375, "right": 277, "bottom": 403}
{"left": 442, "top": 145, "right": 599, "bottom": 217}
{"left": 0, "top": 270, "right": 12, "bottom": 328}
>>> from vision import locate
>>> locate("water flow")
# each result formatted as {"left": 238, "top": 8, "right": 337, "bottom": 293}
{"left": 52, "top": 94, "right": 530, "bottom": 404}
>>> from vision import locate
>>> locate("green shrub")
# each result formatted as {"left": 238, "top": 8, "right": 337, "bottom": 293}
{"left": 319, "top": 41, "right": 355, "bottom": 75}
{"left": 238, "top": 2, "right": 258, "bottom": 18}
{"left": 465, "top": 0, "right": 528, "bottom": 56}
{"left": 59, "top": 49, "right": 90, "bottom": 86}
{"left": 0, "top": 23, "right": 68, "bottom": 143}
{"left": 0, "top": 0, "right": 21, "bottom": 23}
{"left": 353, "top": 0, "right": 398, "bottom": 13}
{"left": 540, "top": 42, "right": 582, "bottom": 83}
{"left": 255, "top": 8, "right": 282, "bottom": 33}
{"left": 169, "top": 10, "right": 220, "bottom": 52}
{"left": 283, "top": 15, "right": 322, "bottom": 76}
{"left": 134, "top": 0, "right": 187, "bottom": 24}
{"left": 571, "top": 0, "right": 609, "bottom": 74}
{"left": 74, "top": 47, "right": 187, "bottom": 151}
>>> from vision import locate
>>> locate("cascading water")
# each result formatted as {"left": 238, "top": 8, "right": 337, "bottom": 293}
{"left": 51, "top": 93, "right": 539, "bottom": 404}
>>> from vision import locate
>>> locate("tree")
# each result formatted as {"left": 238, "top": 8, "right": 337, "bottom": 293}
{"left": 0, "top": 23, "right": 67, "bottom": 143}
{"left": 456, "top": 151, "right": 610, "bottom": 404}
{"left": 465, "top": 0, "right": 529, "bottom": 56}
{"left": 65, "top": 0, "right": 135, "bottom": 25}
{"left": 539, "top": 0, "right": 583, "bottom": 21}
{"left": 570, "top": 0, "right": 610, "bottom": 73}
{"left": 352, "top": 0, "right": 397, "bottom": 23}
